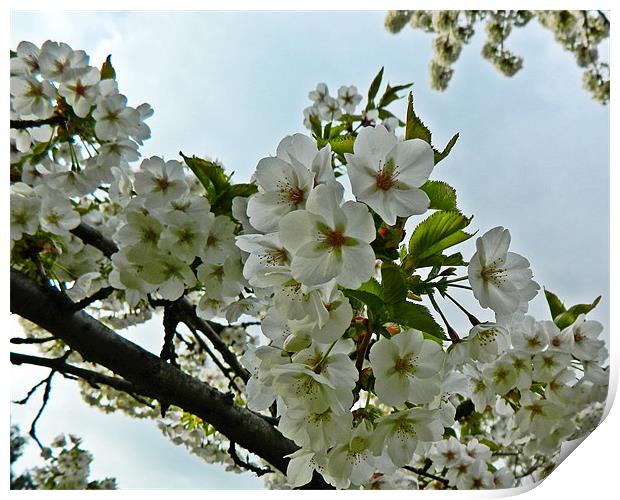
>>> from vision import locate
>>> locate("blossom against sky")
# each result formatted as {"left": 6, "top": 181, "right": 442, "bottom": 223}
{"left": 9, "top": 9, "right": 609, "bottom": 489}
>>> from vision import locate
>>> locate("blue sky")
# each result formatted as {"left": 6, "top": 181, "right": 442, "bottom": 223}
{"left": 10, "top": 10, "right": 609, "bottom": 489}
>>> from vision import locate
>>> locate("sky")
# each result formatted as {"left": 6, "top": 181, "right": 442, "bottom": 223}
{"left": 9, "top": 10, "right": 610, "bottom": 490}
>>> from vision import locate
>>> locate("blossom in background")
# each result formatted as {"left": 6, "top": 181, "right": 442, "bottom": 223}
{"left": 345, "top": 125, "right": 434, "bottom": 225}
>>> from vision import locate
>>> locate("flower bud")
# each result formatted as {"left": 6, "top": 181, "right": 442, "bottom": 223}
{"left": 282, "top": 332, "right": 312, "bottom": 353}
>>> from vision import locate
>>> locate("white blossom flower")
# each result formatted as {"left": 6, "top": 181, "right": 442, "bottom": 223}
{"left": 318, "top": 96, "right": 342, "bottom": 121}
{"left": 369, "top": 329, "right": 444, "bottom": 406}
{"left": 532, "top": 351, "right": 572, "bottom": 383}
{"left": 345, "top": 125, "right": 434, "bottom": 225}
{"left": 337, "top": 85, "right": 362, "bottom": 113}
{"left": 465, "top": 322, "right": 510, "bottom": 362}
{"left": 10, "top": 41, "right": 40, "bottom": 76}
{"left": 326, "top": 421, "right": 378, "bottom": 489}
{"left": 10, "top": 76, "right": 56, "bottom": 118}
{"left": 10, "top": 183, "right": 41, "bottom": 240}
{"left": 236, "top": 232, "right": 292, "bottom": 288}
{"left": 429, "top": 437, "right": 466, "bottom": 470}
{"left": 38, "top": 41, "right": 88, "bottom": 81}
{"left": 246, "top": 151, "right": 315, "bottom": 233}
{"left": 279, "top": 406, "right": 352, "bottom": 451}
{"left": 58, "top": 66, "right": 101, "bottom": 117}
{"left": 158, "top": 211, "right": 211, "bottom": 263}
{"left": 139, "top": 249, "right": 197, "bottom": 301}
{"left": 468, "top": 227, "right": 540, "bottom": 315}
{"left": 308, "top": 83, "right": 329, "bottom": 105}
{"left": 482, "top": 359, "right": 517, "bottom": 395}
{"left": 36, "top": 186, "right": 81, "bottom": 235}
{"left": 372, "top": 408, "right": 443, "bottom": 467}
{"left": 93, "top": 94, "right": 140, "bottom": 140}
{"left": 509, "top": 315, "right": 549, "bottom": 353}
{"left": 568, "top": 315, "right": 605, "bottom": 361}
{"left": 279, "top": 183, "right": 376, "bottom": 289}
{"left": 200, "top": 215, "right": 236, "bottom": 265}
{"left": 134, "top": 156, "right": 189, "bottom": 209}
{"left": 455, "top": 460, "right": 494, "bottom": 489}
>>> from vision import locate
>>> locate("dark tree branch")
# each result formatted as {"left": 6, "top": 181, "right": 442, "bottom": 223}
{"left": 403, "top": 465, "right": 450, "bottom": 486}
{"left": 70, "top": 286, "right": 116, "bottom": 312}
{"left": 10, "top": 268, "right": 332, "bottom": 488}
{"left": 11, "top": 352, "right": 149, "bottom": 398}
{"left": 71, "top": 222, "right": 250, "bottom": 383}
{"left": 10, "top": 336, "right": 58, "bottom": 345}
{"left": 10, "top": 115, "right": 64, "bottom": 130}
{"left": 228, "top": 441, "right": 273, "bottom": 477}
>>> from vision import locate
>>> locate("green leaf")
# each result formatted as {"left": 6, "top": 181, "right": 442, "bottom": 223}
{"left": 366, "top": 67, "right": 384, "bottom": 108}
{"left": 554, "top": 296, "right": 601, "bottom": 329}
{"left": 420, "top": 180, "right": 457, "bottom": 211}
{"left": 378, "top": 82, "right": 413, "bottom": 108}
{"left": 405, "top": 92, "right": 432, "bottom": 144}
{"left": 309, "top": 113, "right": 322, "bottom": 138}
{"left": 328, "top": 123, "right": 348, "bottom": 139}
{"left": 212, "top": 183, "right": 258, "bottom": 216}
{"left": 433, "top": 133, "right": 459, "bottom": 164}
{"left": 317, "top": 134, "right": 355, "bottom": 155}
{"left": 10, "top": 50, "right": 17, "bottom": 58}
{"left": 343, "top": 290, "right": 384, "bottom": 318}
{"left": 381, "top": 262, "right": 407, "bottom": 305}
{"left": 100, "top": 55, "right": 116, "bottom": 80}
{"left": 358, "top": 277, "right": 384, "bottom": 298}
{"left": 390, "top": 302, "right": 446, "bottom": 341}
{"left": 407, "top": 211, "right": 474, "bottom": 269}
{"left": 544, "top": 289, "right": 566, "bottom": 320}
{"left": 180, "top": 152, "right": 230, "bottom": 204}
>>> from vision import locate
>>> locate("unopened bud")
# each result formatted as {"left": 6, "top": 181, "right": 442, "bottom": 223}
{"left": 383, "top": 322, "right": 401, "bottom": 336}
{"left": 283, "top": 332, "right": 312, "bottom": 353}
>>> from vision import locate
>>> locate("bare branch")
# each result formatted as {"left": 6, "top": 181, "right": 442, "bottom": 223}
{"left": 29, "top": 370, "right": 54, "bottom": 449}
{"left": 403, "top": 465, "right": 450, "bottom": 486}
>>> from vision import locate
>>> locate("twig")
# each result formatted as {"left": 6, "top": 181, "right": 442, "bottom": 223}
{"left": 29, "top": 370, "right": 55, "bottom": 449}
{"left": 227, "top": 441, "right": 273, "bottom": 476}
{"left": 161, "top": 303, "right": 180, "bottom": 367}
{"left": 70, "top": 286, "right": 115, "bottom": 311}
{"left": 403, "top": 465, "right": 450, "bottom": 486}
{"left": 10, "top": 352, "right": 154, "bottom": 406}
{"left": 428, "top": 292, "right": 460, "bottom": 343}
{"left": 12, "top": 375, "right": 50, "bottom": 405}
{"left": 10, "top": 336, "right": 58, "bottom": 345}
{"left": 10, "top": 116, "right": 64, "bottom": 130}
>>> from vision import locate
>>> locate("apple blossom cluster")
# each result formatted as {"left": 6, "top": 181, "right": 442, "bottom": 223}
{"left": 384, "top": 10, "right": 609, "bottom": 103}
{"left": 10, "top": 41, "right": 609, "bottom": 490}
{"left": 31, "top": 434, "right": 116, "bottom": 490}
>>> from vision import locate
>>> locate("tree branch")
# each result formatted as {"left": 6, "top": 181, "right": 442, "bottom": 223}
{"left": 10, "top": 268, "right": 331, "bottom": 488}
{"left": 10, "top": 116, "right": 64, "bottom": 130}
{"left": 70, "top": 222, "right": 250, "bottom": 383}
{"left": 227, "top": 441, "right": 273, "bottom": 477}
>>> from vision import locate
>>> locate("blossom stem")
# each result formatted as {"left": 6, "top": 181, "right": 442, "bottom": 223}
{"left": 428, "top": 293, "right": 460, "bottom": 343}
{"left": 446, "top": 283, "right": 472, "bottom": 290}
{"left": 355, "top": 320, "right": 372, "bottom": 372}
{"left": 314, "top": 339, "right": 339, "bottom": 372}
{"left": 444, "top": 275, "right": 469, "bottom": 284}
{"left": 443, "top": 291, "right": 480, "bottom": 326}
